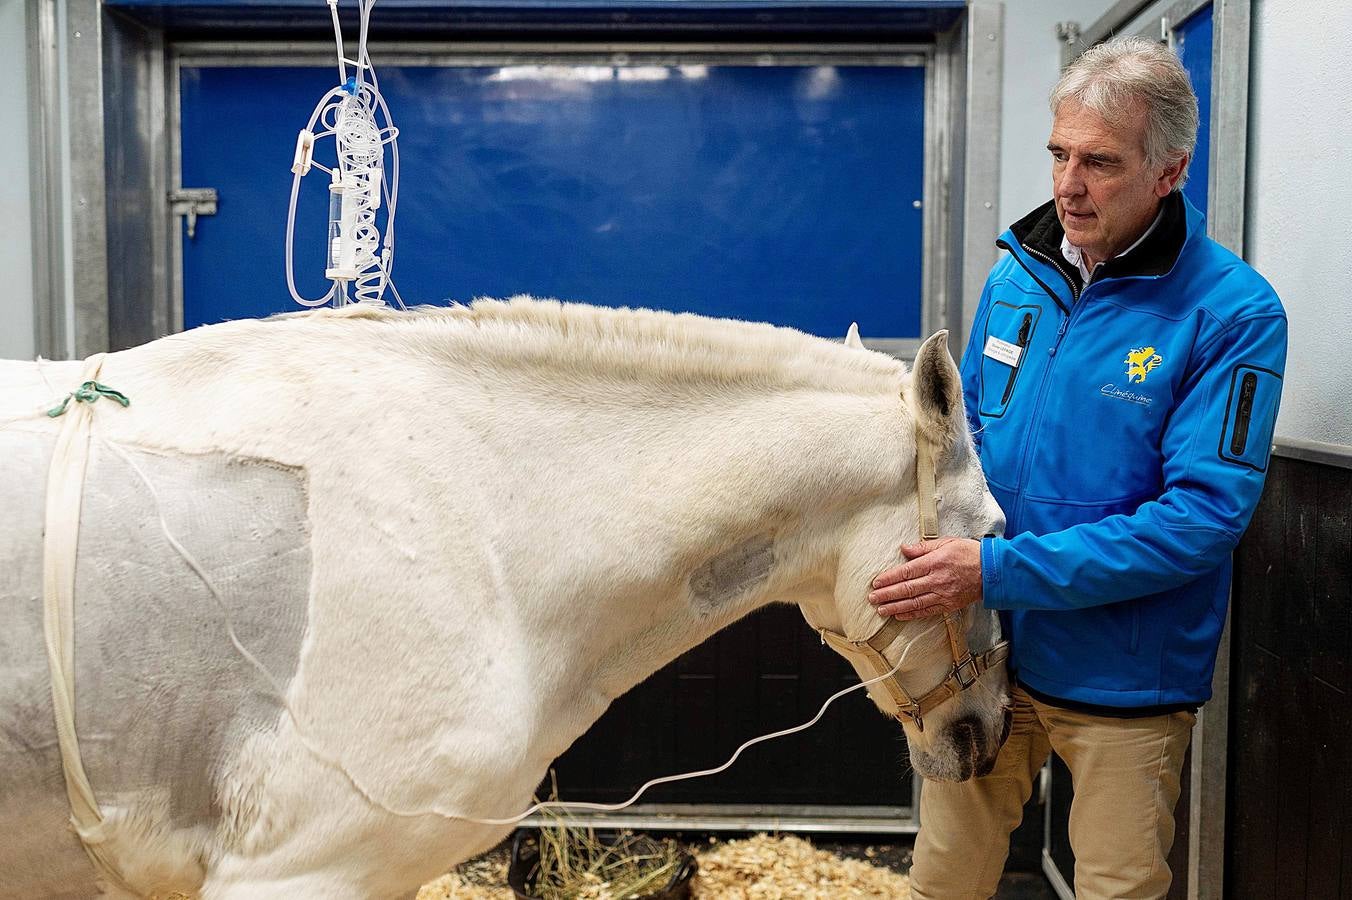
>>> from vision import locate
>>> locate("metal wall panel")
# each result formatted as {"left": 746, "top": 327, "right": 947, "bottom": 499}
{"left": 104, "top": 14, "right": 171, "bottom": 352}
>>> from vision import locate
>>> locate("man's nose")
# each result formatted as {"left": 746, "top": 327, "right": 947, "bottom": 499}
{"left": 1055, "top": 163, "right": 1086, "bottom": 198}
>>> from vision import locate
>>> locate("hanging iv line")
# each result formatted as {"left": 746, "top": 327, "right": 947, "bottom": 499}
{"left": 285, "top": 0, "right": 404, "bottom": 309}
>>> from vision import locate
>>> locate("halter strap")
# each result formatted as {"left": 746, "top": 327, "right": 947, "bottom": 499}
{"left": 817, "top": 617, "right": 915, "bottom": 711}
{"left": 914, "top": 431, "right": 940, "bottom": 542}
{"left": 802, "top": 416, "right": 1008, "bottom": 731}
{"left": 815, "top": 610, "right": 1009, "bottom": 731}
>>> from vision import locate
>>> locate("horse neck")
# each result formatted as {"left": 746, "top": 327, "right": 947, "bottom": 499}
{"left": 508, "top": 382, "right": 906, "bottom": 735}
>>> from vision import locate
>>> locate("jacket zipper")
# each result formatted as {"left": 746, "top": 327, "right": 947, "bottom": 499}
{"left": 1023, "top": 244, "right": 1082, "bottom": 305}
{"left": 991, "top": 237, "right": 1087, "bottom": 521}
{"left": 1000, "top": 313, "right": 1034, "bottom": 405}
{"left": 1013, "top": 243, "right": 1082, "bottom": 356}
{"left": 995, "top": 239, "right": 1073, "bottom": 315}
{"left": 1231, "top": 372, "right": 1258, "bottom": 455}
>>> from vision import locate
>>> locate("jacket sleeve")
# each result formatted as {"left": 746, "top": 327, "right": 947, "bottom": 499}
{"left": 981, "top": 307, "right": 1288, "bottom": 611}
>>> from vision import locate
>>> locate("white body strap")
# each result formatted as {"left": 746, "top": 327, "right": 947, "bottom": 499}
{"left": 41, "top": 353, "right": 137, "bottom": 892}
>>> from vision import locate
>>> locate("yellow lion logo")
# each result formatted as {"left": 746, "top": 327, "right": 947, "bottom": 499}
{"left": 1124, "top": 347, "right": 1163, "bottom": 384}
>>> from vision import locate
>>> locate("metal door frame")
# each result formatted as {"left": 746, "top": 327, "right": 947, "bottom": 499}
{"left": 26, "top": 0, "right": 111, "bottom": 361}
{"left": 1047, "top": 3, "right": 1251, "bottom": 897}
{"left": 26, "top": 3, "right": 1001, "bottom": 359}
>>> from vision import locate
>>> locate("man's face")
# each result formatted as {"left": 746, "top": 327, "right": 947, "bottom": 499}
{"left": 1048, "top": 99, "right": 1186, "bottom": 266}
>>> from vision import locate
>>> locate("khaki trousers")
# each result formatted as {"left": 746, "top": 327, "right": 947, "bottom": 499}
{"left": 909, "top": 685, "right": 1195, "bottom": 900}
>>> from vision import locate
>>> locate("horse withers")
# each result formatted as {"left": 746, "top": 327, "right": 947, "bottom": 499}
{"left": 0, "top": 298, "right": 1008, "bottom": 898}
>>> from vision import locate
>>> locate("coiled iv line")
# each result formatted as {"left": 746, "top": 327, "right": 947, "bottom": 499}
{"left": 285, "top": 0, "right": 404, "bottom": 309}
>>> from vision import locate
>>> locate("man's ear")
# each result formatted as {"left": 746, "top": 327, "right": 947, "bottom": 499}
{"left": 909, "top": 330, "right": 964, "bottom": 444}
{"left": 844, "top": 322, "right": 865, "bottom": 349}
{"left": 1157, "top": 152, "right": 1190, "bottom": 197}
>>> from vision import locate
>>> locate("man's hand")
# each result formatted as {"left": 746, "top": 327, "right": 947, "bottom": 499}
{"left": 868, "top": 537, "right": 983, "bottom": 620}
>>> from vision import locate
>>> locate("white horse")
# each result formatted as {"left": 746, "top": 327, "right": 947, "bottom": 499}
{"left": 0, "top": 298, "right": 1008, "bottom": 899}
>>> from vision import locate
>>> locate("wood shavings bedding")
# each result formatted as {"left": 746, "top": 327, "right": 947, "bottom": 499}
{"left": 418, "top": 853, "right": 512, "bottom": 900}
{"left": 416, "top": 834, "right": 910, "bottom": 899}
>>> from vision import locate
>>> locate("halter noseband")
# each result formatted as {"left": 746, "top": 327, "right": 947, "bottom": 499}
{"left": 802, "top": 424, "right": 1009, "bottom": 732}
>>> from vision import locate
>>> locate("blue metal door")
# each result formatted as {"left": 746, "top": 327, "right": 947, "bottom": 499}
{"left": 1175, "top": 3, "right": 1214, "bottom": 215}
{"left": 177, "top": 55, "right": 929, "bottom": 339}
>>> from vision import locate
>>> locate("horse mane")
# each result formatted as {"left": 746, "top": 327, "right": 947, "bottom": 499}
{"left": 268, "top": 296, "right": 910, "bottom": 397}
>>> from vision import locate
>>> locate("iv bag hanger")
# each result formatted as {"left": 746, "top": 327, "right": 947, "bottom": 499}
{"left": 284, "top": 0, "right": 403, "bottom": 309}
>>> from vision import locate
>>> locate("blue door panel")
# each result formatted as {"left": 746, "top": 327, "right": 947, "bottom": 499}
{"left": 1175, "top": 4, "right": 1213, "bottom": 215}
{"left": 179, "top": 61, "right": 928, "bottom": 337}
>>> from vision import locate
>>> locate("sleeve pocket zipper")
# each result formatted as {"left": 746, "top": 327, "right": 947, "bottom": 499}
{"left": 1000, "top": 313, "right": 1034, "bottom": 405}
{"left": 1230, "top": 372, "right": 1258, "bottom": 455}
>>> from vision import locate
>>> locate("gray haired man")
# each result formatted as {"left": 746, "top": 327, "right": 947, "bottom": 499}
{"left": 868, "top": 37, "right": 1287, "bottom": 899}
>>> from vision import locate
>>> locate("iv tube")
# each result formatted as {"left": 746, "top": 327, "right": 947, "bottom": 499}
{"left": 284, "top": 0, "right": 401, "bottom": 308}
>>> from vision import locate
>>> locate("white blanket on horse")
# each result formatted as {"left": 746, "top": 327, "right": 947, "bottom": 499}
{"left": 0, "top": 375, "right": 311, "bottom": 897}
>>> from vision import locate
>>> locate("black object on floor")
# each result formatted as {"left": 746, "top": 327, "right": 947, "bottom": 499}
{"left": 507, "top": 829, "right": 697, "bottom": 900}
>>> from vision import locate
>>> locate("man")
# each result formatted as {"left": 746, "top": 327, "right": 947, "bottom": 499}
{"left": 868, "top": 37, "right": 1287, "bottom": 899}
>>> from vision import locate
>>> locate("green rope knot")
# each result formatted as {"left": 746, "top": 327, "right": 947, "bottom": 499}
{"left": 46, "top": 381, "right": 132, "bottom": 418}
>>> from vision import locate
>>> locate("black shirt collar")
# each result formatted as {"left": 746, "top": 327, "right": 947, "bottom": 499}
{"left": 1007, "top": 191, "right": 1189, "bottom": 287}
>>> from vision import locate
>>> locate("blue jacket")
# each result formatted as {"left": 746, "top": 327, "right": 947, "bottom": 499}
{"left": 964, "top": 192, "right": 1287, "bottom": 708}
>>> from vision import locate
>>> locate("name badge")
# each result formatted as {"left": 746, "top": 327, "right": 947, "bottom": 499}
{"left": 983, "top": 335, "right": 1023, "bottom": 367}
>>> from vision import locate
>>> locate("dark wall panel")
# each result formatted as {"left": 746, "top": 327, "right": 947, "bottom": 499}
{"left": 1228, "top": 455, "right": 1352, "bottom": 899}
{"left": 548, "top": 604, "right": 914, "bottom": 807}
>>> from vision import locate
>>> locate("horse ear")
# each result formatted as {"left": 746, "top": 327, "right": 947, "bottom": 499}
{"left": 910, "top": 330, "right": 963, "bottom": 443}
{"left": 844, "top": 322, "right": 865, "bottom": 349}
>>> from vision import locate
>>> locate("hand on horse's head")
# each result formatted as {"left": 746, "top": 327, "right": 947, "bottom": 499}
{"left": 867, "top": 537, "right": 983, "bottom": 620}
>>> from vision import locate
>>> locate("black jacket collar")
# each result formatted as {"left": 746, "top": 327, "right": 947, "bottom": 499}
{"left": 1007, "top": 191, "right": 1189, "bottom": 290}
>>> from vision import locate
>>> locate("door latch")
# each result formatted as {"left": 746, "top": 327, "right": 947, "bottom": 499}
{"left": 168, "top": 188, "right": 218, "bottom": 239}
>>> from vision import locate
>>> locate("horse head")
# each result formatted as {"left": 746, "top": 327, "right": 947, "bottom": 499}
{"left": 803, "top": 328, "right": 1012, "bottom": 782}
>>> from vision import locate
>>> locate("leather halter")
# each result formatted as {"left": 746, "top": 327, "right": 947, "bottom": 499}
{"left": 801, "top": 424, "right": 1010, "bottom": 732}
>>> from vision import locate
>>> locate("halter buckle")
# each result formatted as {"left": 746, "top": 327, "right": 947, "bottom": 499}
{"left": 953, "top": 655, "right": 980, "bottom": 689}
